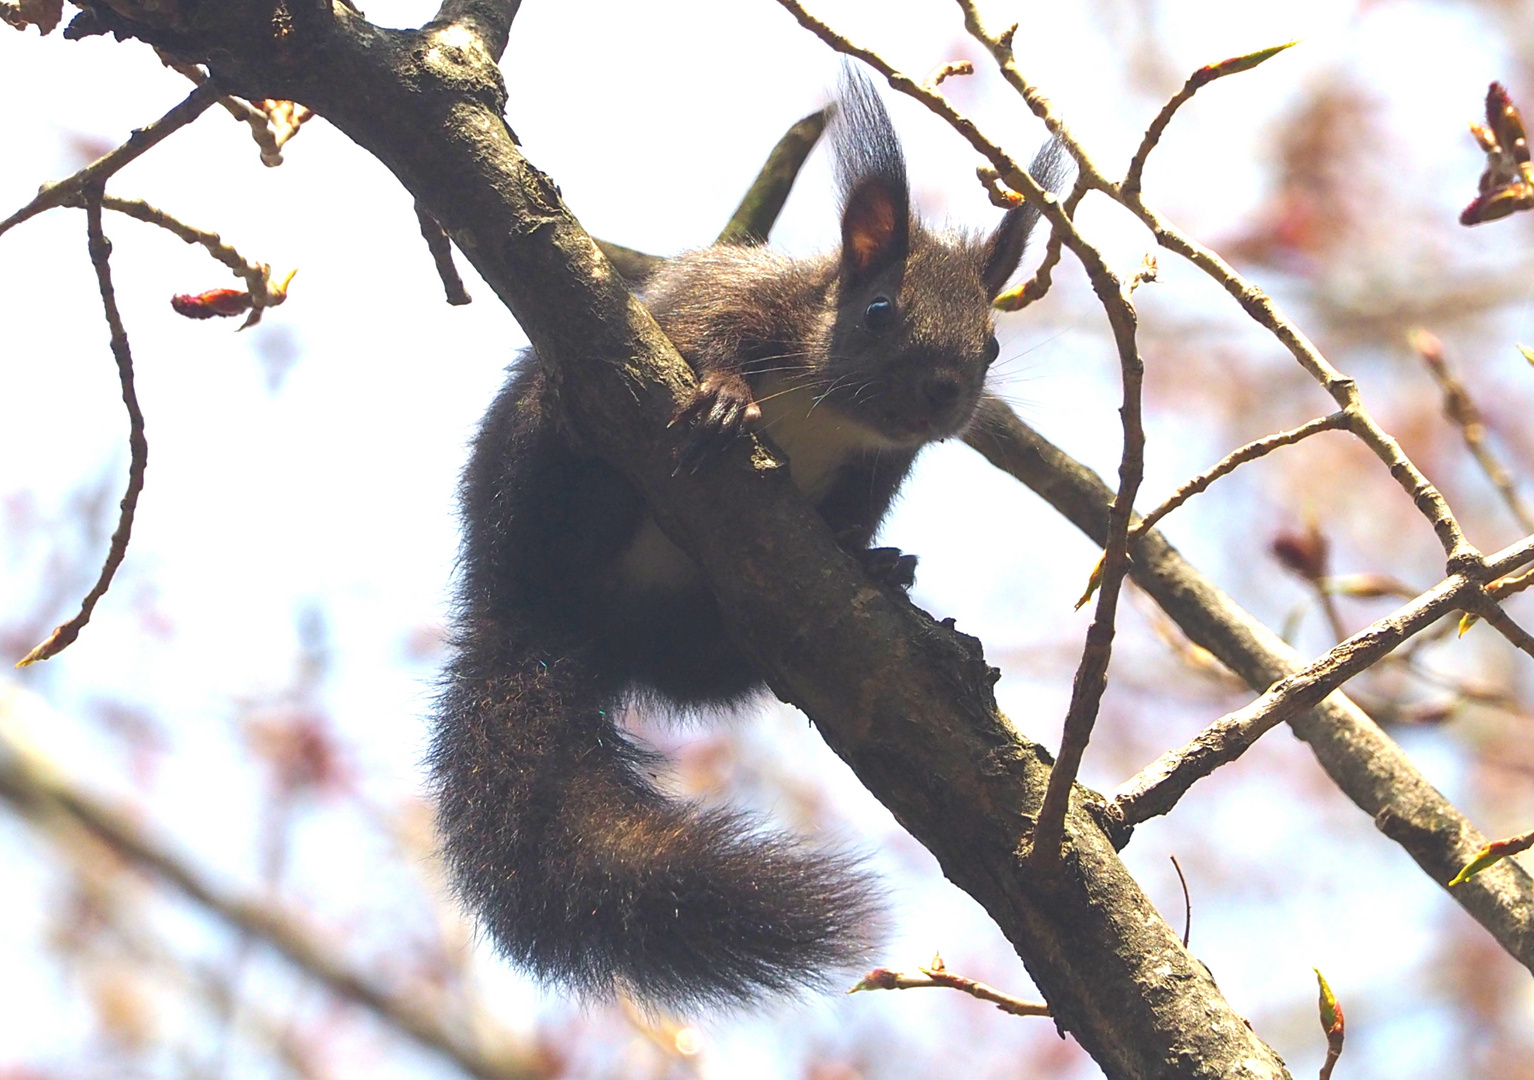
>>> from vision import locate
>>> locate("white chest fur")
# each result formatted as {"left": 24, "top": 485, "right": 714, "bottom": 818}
{"left": 754, "top": 374, "right": 899, "bottom": 501}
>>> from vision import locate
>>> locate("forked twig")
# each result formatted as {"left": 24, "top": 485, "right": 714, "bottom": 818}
{"left": 850, "top": 956, "right": 1050, "bottom": 1018}
{"left": 0, "top": 82, "right": 219, "bottom": 239}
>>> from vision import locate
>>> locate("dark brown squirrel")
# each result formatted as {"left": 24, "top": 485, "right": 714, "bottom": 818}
{"left": 429, "top": 70, "right": 1065, "bottom": 1012}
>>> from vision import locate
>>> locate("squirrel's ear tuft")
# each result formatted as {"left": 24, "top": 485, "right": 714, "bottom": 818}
{"left": 980, "top": 139, "right": 1070, "bottom": 299}
{"left": 833, "top": 64, "right": 910, "bottom": 288}
{"left": 981, "top": 205, "right": 1034, "bottom": 298}
{"left": 842, "top": 176, "right": 909, "bottom": 286}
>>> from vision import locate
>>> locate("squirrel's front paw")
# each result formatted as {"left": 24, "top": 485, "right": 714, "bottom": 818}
{"left": 669, "top": 373, "right": 761, "bottom": 474}
{"left": 857, "top": 546, "right": 918, "bottom": 590}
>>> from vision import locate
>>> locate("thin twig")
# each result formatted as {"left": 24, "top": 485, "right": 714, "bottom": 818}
{"left": 1411, "top": 328, "right": 1534, "bottom": 532}
{"left": 1111, "top": 572, "right": 1475, "bottom": 825}
{"left": 80, "top": 194, "right": 295, "bottom": 325}
{"left": 959, "top": 3, "right": 1480, "bottom": 573}
{"left": 1468, "top": 587, "right": 1534, "bottom": 659}
{"left": 1131, "top": 412, "right": 1348, "bottom": 542}
{"left": 415, "top": 200, "right": 472, "bottom": 305}
{"left": 1122, "top": 42, "right": 1297, "bottom": 197}
{"left": 1169, "top": 855, "right": 1192, "bottom": 947}
{"left": 850, "top": 960, "right": 1050, "bottom": 1018}
{"left": 17, "top": 192, "right": 147, "bottom": 668}
{"left": 0, "top": 82, "right": 220, "bottom": 239}
{"left": 994, "top": 172, "right": 1086, "bottom": 312}
{"left": 961, "top": 396, "right": 1534, "bottom": 971}
{"left": 156, "top": 51, "right": 297, "bottom": 167}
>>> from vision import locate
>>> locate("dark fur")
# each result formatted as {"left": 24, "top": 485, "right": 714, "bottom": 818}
{"left": 430, "top": 70, "right": 1062, "bottom": 1011}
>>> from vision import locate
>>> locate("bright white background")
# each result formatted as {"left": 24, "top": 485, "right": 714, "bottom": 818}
{"left": 2, "top": 2, "right": 1532, "bottom": 1078}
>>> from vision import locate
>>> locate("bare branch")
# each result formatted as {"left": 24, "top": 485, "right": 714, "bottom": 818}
{"left": 1111, "top": 572, "right": 1471, "bottom": 825}
{"left": 1122, "top": 41, "right": 1297, "bottom": 197}
{"left": 16, "top": 193, "right": 146, "bottom": 668}
{"left": 850, "top": 957, "right": 1050, "bottom": 1018}
{"left": 1130, "top": 413, "right": 1348, "bottom": 542}
{"left": 963, "top": 397, "right": 1534, "bottom": 972}
{"left": 78, "top": 194, "right": 296, "bottom": 326}
{"left": 0, "top": 82, "right": 219, "bottom": 239}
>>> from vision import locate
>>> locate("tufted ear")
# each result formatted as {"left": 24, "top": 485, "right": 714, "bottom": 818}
{"left": 980, "top": 138, "right": 1070, "bottom": 298}
{"left": 841, "top": 175, "right": 909, "bottom": 288}
{"left": 980, "top": 205, "right": 1034, "bottom": 299}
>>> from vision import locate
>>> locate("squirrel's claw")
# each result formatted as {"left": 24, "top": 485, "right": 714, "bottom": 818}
{"left": 672, "top": 373, "right": 761, "bottom": 474}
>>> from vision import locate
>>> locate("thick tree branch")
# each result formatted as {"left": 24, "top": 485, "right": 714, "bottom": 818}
{"left": 427, "top": 0, "right": 521, "bottom": 60}
{"left": 74, "top": 4, "right": 1292, "bottom": 1076}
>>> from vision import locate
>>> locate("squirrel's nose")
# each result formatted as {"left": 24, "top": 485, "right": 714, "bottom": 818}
{"left": 922, "top": 374, "right": 962, "bottom": 411}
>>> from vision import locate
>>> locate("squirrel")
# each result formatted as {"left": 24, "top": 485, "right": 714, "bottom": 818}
{"left": 429, "top": 69, "right": 1064, "bottom": 1012}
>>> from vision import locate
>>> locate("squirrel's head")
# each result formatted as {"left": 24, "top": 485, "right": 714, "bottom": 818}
{"left": 819, "top": 68, "right": 1053, "bottom": 449}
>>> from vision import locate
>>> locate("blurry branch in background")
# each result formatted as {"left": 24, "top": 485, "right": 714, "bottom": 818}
{"left": 849, "top": 954, "right": 1051, "bottom": 1018}
{"left": 1410, "top": 328, "right": 1534, "bottom": 532}
{"left": 15, "top": 194, "right": 146, "bottom": 668}
{"left": 0, "top": 719, "right": 543, "bottom": 1080}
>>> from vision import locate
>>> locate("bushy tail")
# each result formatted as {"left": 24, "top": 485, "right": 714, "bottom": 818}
{"left": 428, "top": 620, "right": 881, "bottom": 1011}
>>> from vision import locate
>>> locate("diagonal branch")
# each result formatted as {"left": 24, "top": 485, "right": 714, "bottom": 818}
{"left": 0, "top": 82, "right": 220, "bottom": 239}
{"left": 716, "top": 107, "right": 830, "bottom": 245}
{"left": 963, "top": 396, "right": 1534, "bottom": 972}
{"left": 0, "top": 722, "right": 539, "bottom": 1080}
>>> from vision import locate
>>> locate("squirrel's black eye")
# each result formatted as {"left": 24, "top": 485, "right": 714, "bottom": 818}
{"left": 863, "top": 296, "right": 894, "bottom": 332}
{"left": 982, "top": 336, "right": 1001, "bottom": 366}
